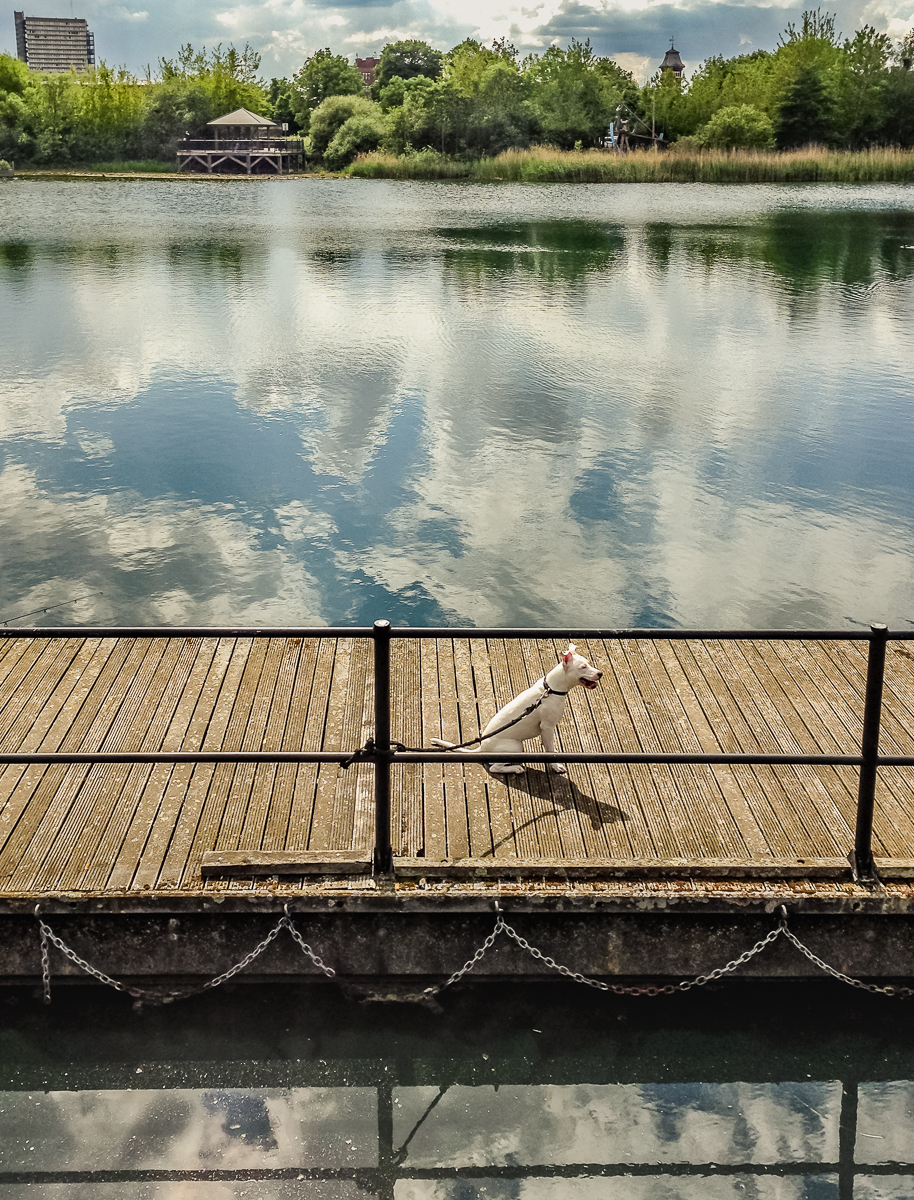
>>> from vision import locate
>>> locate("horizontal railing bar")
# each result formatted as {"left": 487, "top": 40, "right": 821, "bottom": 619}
{"left": 390, "top": 627, "right": 914, "bottom": 641}
{"left": 3, "top": 625, "right": 912, "bottom": 641}
{"left": 0, "top": 752, "right": 892, "bottom": 766}
{"left": 0, "top": 627, "right": 373, "bottom": 640}
{"left": 389, "top": 752, "right": 869, "bottom": 765}
{"left": 0, "top": 752, "right": 355, "bottom": 765}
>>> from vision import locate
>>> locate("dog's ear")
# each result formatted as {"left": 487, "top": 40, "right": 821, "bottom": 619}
{"left": 563, "top": 643, "right": 577, "bottom": 666}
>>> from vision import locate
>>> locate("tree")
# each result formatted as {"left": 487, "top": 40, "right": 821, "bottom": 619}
{"left": 524, "top": 39, "right": 632, "bottom": 148}
{"left": 374, "top": 40, "right": 442, "bottom": 91}
{"left": 776, "top": 64, "right": 837, "bottom": 146}
{"left": 307, "top": 93, "right": 383, "bottom": 159}
{"left": 291, "top": 49, "right": 363, "bottom": 133}
{"left": 324, "top": 112, "right": 387, "bottom": 167}
{"left": 267, "top": 77, "right": 299, "bottom": 132}
{"left": 833, "top": 26, "right": 893, "bottom": 146}
{"left": 696, "top": 104, "right": 775, "bottom": 148}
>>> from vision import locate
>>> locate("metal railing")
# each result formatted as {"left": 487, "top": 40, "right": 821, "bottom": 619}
{"left": 176, "top": 138, "right": 303, "bottom": 153}
{"left": 2, "top": 621, "right": 913, "bottom": 882}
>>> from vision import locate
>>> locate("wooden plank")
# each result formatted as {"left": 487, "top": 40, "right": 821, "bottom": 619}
{"left": 452, "top": 638, "right": 492, "bottom": 858}
{"left": 622, "top": 640, "right": 745, "bottom": 859}
{"left": 327, "top": 638, "right": 372, "bottom": 851}
{"left": 262, "top": 636, "right": 322, "bottom": 853}
{"left": 437, "top": 638, "right": 469, "bottom": 860}
{"left": 470, "top": 637, "right": 515, "bottom": 859}
{"left": 235, "top": 638, "right": 307, "bottom": 854}
{"left": 129, "top": 638, "right": 229, "bottom": 889}
{"left": 392, "top": 856, "right": 857, "bottom": 879}
{"left": 208, "top": 637, "right": 289, "bottom": 861}
{"left": 166, "top": 638, "right": 267, "bottom": 884}
{"left": 0, "top": 638, "right": 67, "bottom": 733}
{"left": 84, "top": 638, "right": 204, "bottom": 891}
{"left": 148, "top": 638, "right": 247, "bottom": 887}
{"left": 287, "top": 638, "right": 336, "bottom": 852}
{"left": 594, "top": 638, "right": 686, "bottom": 859}
{"left": 306, "top": 640, "right": 352, "bottom": 853}
{"left": 419, "top": 638, "right": 447, "bottom": 860}
{"left": 487, "top": 638, "right": 540, "bottom": 858}
{"left": 0, "top": 639, "right": 89, "bottom": 752}
{"left": 390, "top": 638, "right": 423, "bottom": 857}
{"left": 559, "top": 638, "right": 637, "bottom": 860}
{"left": 201, "top": 849, "right": 371, "bottom": 877}
{"left": 698, "top": 640, "right": 852, "bottom": 858}
{"left": 0, "top": 637, "right": 151, "bottom": 886}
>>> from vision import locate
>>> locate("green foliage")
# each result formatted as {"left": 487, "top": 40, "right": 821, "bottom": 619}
{"left": 776, "top": 65, "right": 838, "bottom": 147}
{"left": 523, "top": 38, "right": 633, "bottom": 148}
{"left": 307, "top": 94, "right": 382, "bottom": 159}
{"left": 5, "top": 16, "right": 914, "bottom": 171}
{"left": 267, "top": 77, "right": 299, "bottom": 132}
{"left": 324, "top": 112, "right": 387, "bottom": 168}
{"left": 291, "top": 49, "right": 364, "bottom": 133}
{"left": 374, "top": 40, "right": 443, "bottom": 91}
{"left": 696, "top": 104, "right": 775, "bottom": 148}
{"left": 0, "top": 54, "right": 29, "bottom": 96}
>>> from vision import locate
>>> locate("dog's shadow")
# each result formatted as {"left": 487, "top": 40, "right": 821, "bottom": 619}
{"left": 492, "top": 768, "right": 627, "bottom": 847}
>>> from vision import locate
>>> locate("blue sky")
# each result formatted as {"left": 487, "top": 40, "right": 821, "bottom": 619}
{"left": 3, "top": 0, "right": 913, "bottom": 82}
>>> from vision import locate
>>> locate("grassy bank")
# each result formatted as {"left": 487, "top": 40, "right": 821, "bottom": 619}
{"left": 348, "top": 145, "right": 914, "bottom": 184}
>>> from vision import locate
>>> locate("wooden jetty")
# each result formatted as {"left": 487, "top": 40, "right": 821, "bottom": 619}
{"left": 1, "top": 625, "right": 913, "bottom": 989}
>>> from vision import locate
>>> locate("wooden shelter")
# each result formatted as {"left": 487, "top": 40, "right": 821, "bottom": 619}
{"left": 176, "top": 108, "right": 302, "bottom": 175}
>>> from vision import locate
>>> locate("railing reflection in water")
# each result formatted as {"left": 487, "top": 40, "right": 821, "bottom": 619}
{"left": 0, "top": 1077, "right": 912, "bottom": 1197}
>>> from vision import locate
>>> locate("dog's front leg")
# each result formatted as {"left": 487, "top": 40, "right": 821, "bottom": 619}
{"left": 540, "top": 724, "right": 566, "bottom": 774}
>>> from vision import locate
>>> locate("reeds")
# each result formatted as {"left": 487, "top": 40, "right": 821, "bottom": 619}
{"left": 89, "top": 160, "right": 176, "bottom": 173}
{"left": 348, "top": 144, "right": 914, "bottom": 184}
{"left": 347, "top": 149, "right": 471, "bottom": 180}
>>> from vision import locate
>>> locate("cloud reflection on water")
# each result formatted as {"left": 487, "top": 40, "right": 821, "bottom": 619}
{"left": 1, "top": 182, "right": 914, "bottom": 628}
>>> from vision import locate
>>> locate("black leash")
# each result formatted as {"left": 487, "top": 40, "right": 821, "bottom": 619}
{"left": 340, "top": 679, "right": 567, "bottom": 767}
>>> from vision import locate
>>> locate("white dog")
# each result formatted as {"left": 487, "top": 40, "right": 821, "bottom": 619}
{"left": 431, "top": 643, "right": 602, "bottom": 775}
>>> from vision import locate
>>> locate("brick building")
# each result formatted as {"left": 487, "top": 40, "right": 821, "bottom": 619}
{"left": 355, "top": 56, "right": 380, "bottom": 87}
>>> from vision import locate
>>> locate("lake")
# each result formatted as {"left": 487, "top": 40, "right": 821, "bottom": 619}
{"left": 1, "top": 179, "right": 913, "bottom": 631}
{"left": 1, "top": 978, "right": 913, "bottom": 1197}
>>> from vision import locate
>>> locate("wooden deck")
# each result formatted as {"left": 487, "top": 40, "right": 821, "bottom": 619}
{"left": 0, "top": 634, "right": 913, "bottom": 899}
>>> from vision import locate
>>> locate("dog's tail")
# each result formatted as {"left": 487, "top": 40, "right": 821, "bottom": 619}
{"left": 429, "top": 737, "right": 471, "bottom": 753}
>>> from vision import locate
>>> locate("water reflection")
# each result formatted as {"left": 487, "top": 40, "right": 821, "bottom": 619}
{"left": 1, "top": 182, "right": 913, "bottom": 628}
{"left": 2, "top": 1079, "right": 913, "bottom": 1197}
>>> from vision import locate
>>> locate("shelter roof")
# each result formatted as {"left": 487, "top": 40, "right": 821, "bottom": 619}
{"left": 207, "top": 108, "right": 279, "bottom": 128}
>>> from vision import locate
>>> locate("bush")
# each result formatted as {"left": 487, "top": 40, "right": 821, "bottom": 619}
{"left": 324, "top": 113, "right": 386, "bottom": 168}
{"left": 696, "top": 104, "right": 775, "bottom": 149}
{"left": 307, "top": 94, "right": 384, "bottom": 160}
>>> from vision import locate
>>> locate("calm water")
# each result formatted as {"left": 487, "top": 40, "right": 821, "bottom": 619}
{"left": 1, "top": 179, "right": 914, "bottom": 629}
{"left": 0, "top": 980, "right": 913, "bottom": 1197}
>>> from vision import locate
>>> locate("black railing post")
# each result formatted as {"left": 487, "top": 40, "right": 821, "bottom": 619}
{"left": 851, "top": 623, "right": 888, "bottom": 883}
{"left": 372, "top": 619, "right": 394, "bottom": 877}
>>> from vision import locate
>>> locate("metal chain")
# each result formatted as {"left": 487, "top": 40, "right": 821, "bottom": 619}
{"left": 34, "top": 910, "right": 335, "bottom": 1005}
{"left": 198, "top": 917, "right": 293, "bottom": 994}
{"left": 34, "top": 903, "right": 914, "bottom": 1005}
{"left": 429, "top": 907, "right": 914, "bottom": 999}
{"left": 779, "top": 921, "right": 914, "bottom": 998}
{"left": 283, "top": 909, "right": 336, "bottom": 978}
{"left": 425, "top": 917, "right": 507, "bottom": 995}
{"left": 39, "top": 916, "right": 51, "bottom": 1005}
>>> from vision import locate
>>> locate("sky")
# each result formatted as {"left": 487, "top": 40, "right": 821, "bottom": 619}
{"left": 2, "top": 0, "right": 913, "bottom": 84}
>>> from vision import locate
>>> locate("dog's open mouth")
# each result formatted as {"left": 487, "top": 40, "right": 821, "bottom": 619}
{"left": 582, "top": 678, "right": 599, "bottom": 690}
